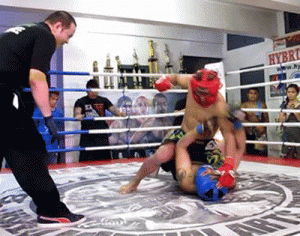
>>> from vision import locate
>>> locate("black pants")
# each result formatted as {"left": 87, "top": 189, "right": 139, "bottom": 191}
{"left": 79, "top": 133, "right": 112, "bottom": 161}
{"left": 0, "top": 105, "right": 69, "bottom": 216}
{"left": 111, "top": 149, "right": 146, "bottom": 159}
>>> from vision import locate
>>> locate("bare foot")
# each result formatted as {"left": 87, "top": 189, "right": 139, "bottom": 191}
{"left": 120, "top": 181, "right": 139, "bottom": 194}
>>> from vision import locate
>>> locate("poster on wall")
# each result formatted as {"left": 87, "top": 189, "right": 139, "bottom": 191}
{"left": 269, "top": 73, "right": 286, "bottom": 97}
{"left": 267, "top": 45, "right": 300, "bottom": 99}
{"left": 103, "top": 90, "right": 186, "bottom": 158}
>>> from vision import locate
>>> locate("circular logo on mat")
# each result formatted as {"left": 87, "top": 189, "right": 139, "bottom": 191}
{"left": 1, "top": 162, "right": 300, "bottom": 235}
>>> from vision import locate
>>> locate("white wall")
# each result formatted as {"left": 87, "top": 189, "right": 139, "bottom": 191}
{"left": 63, "top": 16, "right": 224, "bottom": 162}
{"left": 0, "top": 0, "right": 278, "bottom": 38}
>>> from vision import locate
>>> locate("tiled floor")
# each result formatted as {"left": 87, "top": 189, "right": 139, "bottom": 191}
{"left": 1, "top": 156, "right": 300, "bottom": 236}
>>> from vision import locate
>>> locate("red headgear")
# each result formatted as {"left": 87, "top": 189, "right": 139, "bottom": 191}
{"left": 190, "top": 69, "right": 221, "bottom": 107}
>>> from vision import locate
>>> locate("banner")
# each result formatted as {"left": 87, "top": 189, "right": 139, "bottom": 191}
{"left": 268, "top": 45, "right": 300, "bottom": 65}
{"left": 267, "top": 46, "right": 300, "bottom": 99}
{"left": 105, "top": 90, "right": 186, "bottom": 158}
{"left": 273, "top": 31, "right": 300, "bottom": 51}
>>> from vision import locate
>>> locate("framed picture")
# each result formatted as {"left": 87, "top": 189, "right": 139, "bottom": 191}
{"left": 269, "top": 73, "right": 286, "bottom": 97}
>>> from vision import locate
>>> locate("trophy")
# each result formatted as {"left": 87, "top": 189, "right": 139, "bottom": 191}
{"left": 132, "top": 49, "right": 142, "bottom": 89}
{"left": 103, "top": 53, "right": 114, "bottom": 89}
{"left": 92, "top": 61, "right": 99, "bottom": 86}
{"left": 148, "top": 39, "right": 159, "bottom": 88}
{"left": 115, "top": 55, "right": 125, "bottom": 89}
{"left": 179, "top": 52, "right": 185, "bottom": 74}
{"left": 164, "top": 44, "right": 173, "bottom": 74}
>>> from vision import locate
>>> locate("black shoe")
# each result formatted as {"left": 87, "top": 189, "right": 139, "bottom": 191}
{"left": 37, "top": 212, "right": 85, "bottom": 228}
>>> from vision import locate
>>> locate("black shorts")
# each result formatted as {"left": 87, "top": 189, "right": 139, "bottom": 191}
{"left": 161, "top": 139, "right": 225, "bottom": 180}
{"left": 188, "top": 139, "right": 225, "bottom": 168}
{"left": 161, "top": 128, "right": 186, "bottom": 145}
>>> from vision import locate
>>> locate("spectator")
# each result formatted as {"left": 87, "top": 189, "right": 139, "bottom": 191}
{"left": 241, "top": 88, "right": 269, "bottom": 156}
{"left": 33, "top": 90, "right": 64, "bottom": 165}
{"left": 278, "top": 84, "right": 300, "bottom": 159}
{"left": 74, "top": 79, "right": 124, "bottom": 162}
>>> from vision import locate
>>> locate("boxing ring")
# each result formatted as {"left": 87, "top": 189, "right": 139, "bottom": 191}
{"left": 2, "top": 61, "right": 300, "bottom": 236}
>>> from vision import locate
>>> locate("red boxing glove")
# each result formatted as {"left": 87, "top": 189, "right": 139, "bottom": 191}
{"left": 217, "top": 156, "right": 236, "bottom": 189}
{"left": 155, "top": 75, "right": 172, "bottom": 92}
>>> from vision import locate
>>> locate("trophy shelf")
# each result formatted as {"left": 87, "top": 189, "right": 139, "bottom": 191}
{"left": 118, "top": 64, "right": 150, "bottom": 89}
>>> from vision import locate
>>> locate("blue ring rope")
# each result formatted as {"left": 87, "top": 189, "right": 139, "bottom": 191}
{"left": 24, "top": 88, "right": 98, "bottom": 92}
{"left": 48, "top": 70, "right": 90, "bottom": 76}
{"left": 32, "top": 117, "right": 94, "bottom": 121}
{"left": 40, "top": 130, "right": 89, "bottom": 135}
{"left": 48, "top": 147, "right": 85, "bottom": 153}
{"left": 29, "top": 70, "right": 153, "bottom": 156}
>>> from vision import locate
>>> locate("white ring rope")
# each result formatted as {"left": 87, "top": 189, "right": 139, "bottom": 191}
{"left": 90, "top": 72, "right": 163, "bottom": 77}
{"left": 226, "top": 60, "right": 300, "bottom": 75}
{"left": 92, "top": 112, "right": 185, "bottom": 121}
{"left": 241, "top": 108, "right": 300, "bottom": 113}
{"left": 66, "top": 139, "right": 300, "bottom": 153}
{"left": 48, "top": 64, "right": 300, "bottom": 154}
{"left": 66, "top": 120, "right": 295, "bottom": 135}
{"left": 63, "top": 139, "right": 300, "bottom": 152}
{"left": 82, "top": 131, "right": 300, "bottom": 152}
{"left": 86, "top": 142, "right": 162, "bottom": 151}
{"left": 242, "top": 122, "right": 299, "bottom": 127}
{"left": 84, "top": 140, "right": 300, "bottom": 152}
{"left": 226, "top": 78, "right": 300, "bottom": 91}
{"left": 89, "top": 125, "right": 181, "bottom": 134}
{"left": 246, "top": 141, "right": 300, "bottom": 147}
{"left": 226, "top": 60, "right": 300, "bottom": 91}
{"left": 82, "top": 88, "right": 187, "bottom": 93}
{"left": 59, "top": 139, "right": 300, "bottom": 152}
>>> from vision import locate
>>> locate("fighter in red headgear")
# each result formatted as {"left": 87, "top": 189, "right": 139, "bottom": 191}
{"left": 190, "top": 69, "right": 221, "bottom": 107}
{"left": 155, "top": 68, "right": 222, "bottom": 107}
